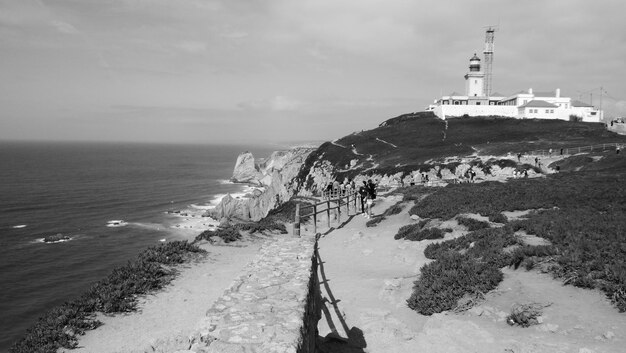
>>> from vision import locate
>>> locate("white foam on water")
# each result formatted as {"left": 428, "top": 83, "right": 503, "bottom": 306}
{"left": 106, "top": 220, "right": 128, "bottom": 227}
{"left": 34, "top": 236, "right": 73, "bottom": 244}
{"left": 190, "top": 204, "right": 213, "bottom": 210}
{"left": 12, "top": 224, "right": 27, "bottom": 229}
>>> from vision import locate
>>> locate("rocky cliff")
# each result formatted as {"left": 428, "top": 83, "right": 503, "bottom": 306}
{"left": 209, "top": 147, "right": 316, "bottom": 221}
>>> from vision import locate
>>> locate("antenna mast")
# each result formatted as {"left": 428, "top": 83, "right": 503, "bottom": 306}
{"left": 483, "top": 27, "right": 495, "bottom": 97}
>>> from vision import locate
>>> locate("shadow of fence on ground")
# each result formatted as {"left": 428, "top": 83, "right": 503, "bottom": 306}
{"left": 315, "top": 247, "right": 367, "bottom": 353}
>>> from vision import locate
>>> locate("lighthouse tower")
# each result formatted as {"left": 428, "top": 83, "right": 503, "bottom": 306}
{"left": 464, "top": 53, "right": 484, "bottom": 97}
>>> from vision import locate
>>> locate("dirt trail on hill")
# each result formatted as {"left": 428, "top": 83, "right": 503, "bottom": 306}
{"left": 314, "top": 194, "right": 625, "bottom": 353}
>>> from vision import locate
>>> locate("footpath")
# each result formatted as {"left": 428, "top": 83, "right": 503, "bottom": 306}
{"left": 314, "top": 193, "right": 626, "bottom": 353}
{"left": 180, "top": 235, "right": 318, "bottom": 353}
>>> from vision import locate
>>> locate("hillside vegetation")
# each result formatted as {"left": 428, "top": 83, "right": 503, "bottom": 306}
{"left": 297, "top": 112, "right": 626, "bottom": 184}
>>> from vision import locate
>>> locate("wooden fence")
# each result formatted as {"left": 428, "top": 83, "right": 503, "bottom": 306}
{"left": 528, "top": 142, "right": 623, "bottom": 157}
{"left": 293, "top": 190, "right": 361, "bottom": 236}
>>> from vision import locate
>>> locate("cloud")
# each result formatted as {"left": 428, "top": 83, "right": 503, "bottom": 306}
{"left": 177, "top": 40, "right": 207, "bottom": 53}
{"left": 51, "top": 20, "right": 79, "bottom": 34}
{"left": 238, "top": 96, "right": 303, "bottom": 112}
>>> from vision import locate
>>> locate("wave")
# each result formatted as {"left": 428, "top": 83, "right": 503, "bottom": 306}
{"left": 33, "top": 235, "right": 73, "bottom": 244}
{"left": 12, "top": 224, "right": 27, "bottom": 229}
{"left": 106, "top": 220, "right": 128, "bottom": 227}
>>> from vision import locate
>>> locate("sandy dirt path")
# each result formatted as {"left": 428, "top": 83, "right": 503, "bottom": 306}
{"left": 61, "top": 239, "right": 263, "bottom": 353}
{"left": 315, "top": 194, "right": 626, "bottom": 353}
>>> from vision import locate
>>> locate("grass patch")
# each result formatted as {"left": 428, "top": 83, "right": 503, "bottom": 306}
{"left": 10, "top": 241, "right": 205, "bottom": 353}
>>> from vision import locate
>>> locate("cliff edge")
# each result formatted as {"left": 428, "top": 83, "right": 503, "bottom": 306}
{"left": 209, "top": 147, "right": 316, "bottom": 221}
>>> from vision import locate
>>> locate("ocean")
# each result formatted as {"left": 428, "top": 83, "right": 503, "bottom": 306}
{"left": 0, "top": 141, "right": 276, "bottom": 352}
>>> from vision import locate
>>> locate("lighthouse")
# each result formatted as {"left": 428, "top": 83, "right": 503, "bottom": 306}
{"left": 464, "top": 53, "right": 484, "bottom": 97}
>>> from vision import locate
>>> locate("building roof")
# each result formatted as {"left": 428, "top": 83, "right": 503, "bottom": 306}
{"left": 533, "top": 91, "right": 558, "bottom": 97}
{"left": 491, "top": 92, "right": 506, "bottom": 97}
{"left": 571, "top": 99, "right": 594, "bottom": 108}
{"left": 519, "top": 100, "right": 558, "bottom": 108}
{"left": 470, "top": 53, "right": 481, "bottom": 61}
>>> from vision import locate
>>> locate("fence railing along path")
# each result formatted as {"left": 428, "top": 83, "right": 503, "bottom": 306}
{"left": 293, "top": 190, "right": 361, "bottom": 236}
{"left": 528, "top": 142, "right": 623, "bottom": 157}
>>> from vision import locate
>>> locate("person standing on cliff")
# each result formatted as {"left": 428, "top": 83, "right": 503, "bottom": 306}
{"left": 358, "top": 181, "right": 368, "bottom": 214}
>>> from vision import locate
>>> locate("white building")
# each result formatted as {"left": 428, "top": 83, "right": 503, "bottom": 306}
{"left": 427, "top": 52, "right": 603, "bottom": 123}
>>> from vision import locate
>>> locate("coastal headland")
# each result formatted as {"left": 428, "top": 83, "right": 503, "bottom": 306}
{"left": 11, "top": 112, "right": 626, "bottom": 353}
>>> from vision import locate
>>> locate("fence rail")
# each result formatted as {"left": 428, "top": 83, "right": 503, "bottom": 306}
{"left": 293, "top": 190, "right": 360, "bottom": 236}
{"left": 528, "top": 142, "right": 623, "bottom": 157}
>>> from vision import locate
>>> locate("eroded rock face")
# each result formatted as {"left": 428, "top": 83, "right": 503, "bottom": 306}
{"left": 231, "top": 152, "right": 262, "bottom": 184}
{"left": 210, "top": 147, "right": 315, "bottom": 221}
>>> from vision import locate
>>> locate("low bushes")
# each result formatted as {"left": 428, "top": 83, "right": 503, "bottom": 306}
{"left": 488, "top": 213, "right": 508, "bottom": 223}
{"left": 508, "top": 245, "right": 559, "bottom": 270}
{"left": 456, "top": 216, "right": 490, "bottom": 231}
{"left": 405, "top": 171, "right": 626, "bottom": 313}
{"left": 195, "top": 227, "right": 241, "bottom": 243}
{"left": 366, "top": 215, "right": 385, "bottom": 228}
{"left": 407, "top": 252, "right": 503, "bottom": 315}
{"left": 11, "top": 241, "right": 205, "bottom": 353}
{"left": 394, "top": 217, "right": 446, "bottom": 241}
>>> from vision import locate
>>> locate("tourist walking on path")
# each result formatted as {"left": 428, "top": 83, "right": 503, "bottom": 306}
{"left": 358, "top": 181, "right": 368, "bottom": 214}
{"left": 365, "top": 179, "right": 377, "bottom": 218}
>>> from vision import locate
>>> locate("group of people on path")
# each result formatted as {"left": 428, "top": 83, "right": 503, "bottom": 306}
{"left": 323, "top": 178, "right": 377, "bottom": 218}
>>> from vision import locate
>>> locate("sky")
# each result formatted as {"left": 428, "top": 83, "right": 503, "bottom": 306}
{"left": 1, "top": 0, "right": 625, "bottom": 144}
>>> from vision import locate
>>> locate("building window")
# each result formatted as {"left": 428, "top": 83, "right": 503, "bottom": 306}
{"left": 475, "top": 80, "right": 478, "bottom": 84}
{"left": 476, "top": 102, "right": 481, "bottom": 105}
{"left": 545, "top": 109, "right": 550, "bottom": 114}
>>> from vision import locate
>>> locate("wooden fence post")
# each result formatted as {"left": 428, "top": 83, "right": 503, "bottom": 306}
{"left": 313, "top": 204, "right": 317, "bottom": 234}
{"left": 326, "top": 200, "right": 331, "bottom": 229}
{"left": 337, "top": 195, "right": 341, "bottom": 224}
{"left": 294, "top": 203, "right": 300, "bottom": 237}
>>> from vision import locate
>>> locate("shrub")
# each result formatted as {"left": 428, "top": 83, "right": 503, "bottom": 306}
{"left": 385, "top": 201, "right": 405, "bottom": 216}
{"left": 265, "top": 199, "right": 313, "bottom": 223}
{"left": 11, "top": 241, "right": 205, "bottom": 353}
{"left": 506, "top": 303, "right": 551, "bottom": 327}
{"left": 235, "top": 220, "right": 287, "bottom": 234}
{"left": 366, "top": 215, "right": 386, "bottom": 227}
{"left": 195, "top": 227, "right": 241, "bottom": 243}
{"left": 405, "top": 227, "right": 445, "bottom": 241}
{"left": 407, "top": 252, "right": 503, "bottom": 315}
{"left": 456, "top": 216, "right": 490, "bottom": 231}
{"left": 488, "top": 213, "right": 508, "bottom": 223}
{"left": 508, "top": 245, "right": 559, "bottom": 270}
{"left": 394, "top": 223, "right": 421, "bottom": 240}
{"left": 424, "top": 227, "right": 519, "bottom": 268}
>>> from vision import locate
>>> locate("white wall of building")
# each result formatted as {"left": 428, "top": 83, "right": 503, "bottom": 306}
{"left": 434, "top": 105, "right": 517, "bottom": 120}
{"left": 465, "top": 74, "right": 484, "bottom": 97}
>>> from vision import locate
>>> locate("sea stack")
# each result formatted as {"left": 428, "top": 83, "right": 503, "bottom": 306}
{"left": 231, "top": 151, "right": 262, "bottom": 184}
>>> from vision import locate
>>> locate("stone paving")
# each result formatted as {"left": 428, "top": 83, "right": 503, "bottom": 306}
{"left": 179, "top": 234, "right": 318, "bottom": 353}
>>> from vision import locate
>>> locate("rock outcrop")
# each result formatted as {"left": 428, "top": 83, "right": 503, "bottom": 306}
{"left": 231, "top": 152, "right": 262, "bottom": 184}
{"left": 209, "top": 147, "right": 316, "bottom": 221}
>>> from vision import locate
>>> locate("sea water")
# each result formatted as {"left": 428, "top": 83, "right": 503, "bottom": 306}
{"left": 0, "top": 141, "right": 276, "bottom": 351}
